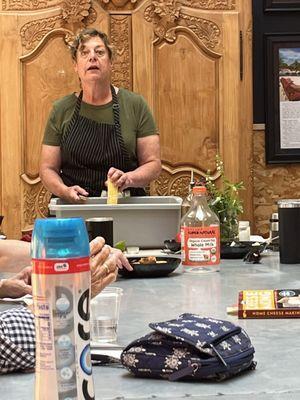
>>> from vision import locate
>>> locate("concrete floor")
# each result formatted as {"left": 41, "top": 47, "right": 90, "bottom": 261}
{"left": 1, "top": 251, "right": 300, "bottom": 399}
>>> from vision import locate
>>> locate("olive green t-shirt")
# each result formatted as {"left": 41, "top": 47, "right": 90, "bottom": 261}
{"left": 43, "top": 88, "right": 158, "bottom": 164}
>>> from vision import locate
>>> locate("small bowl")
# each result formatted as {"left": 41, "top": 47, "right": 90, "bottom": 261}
{"left": 221, "top": 241, "right": 265, "bottom": 259}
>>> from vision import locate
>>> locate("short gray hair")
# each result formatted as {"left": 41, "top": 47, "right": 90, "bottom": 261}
{"left": 70, "top": 28, "right": 113, "bottom": 61}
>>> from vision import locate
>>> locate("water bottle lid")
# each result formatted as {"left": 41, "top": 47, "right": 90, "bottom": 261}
{"left": 192, "top": 186, "right": 207, "bottom": 195}
{"left": 32, "top": 217, "right": 90, "bottom": 258}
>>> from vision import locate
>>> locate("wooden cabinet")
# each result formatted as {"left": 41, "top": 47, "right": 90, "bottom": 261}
{"left": 0, "top": 0, "right": 252, "bottom": 238}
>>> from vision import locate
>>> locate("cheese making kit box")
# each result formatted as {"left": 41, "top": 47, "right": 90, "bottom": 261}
{"left": 49, "top": 196, "right": 182, "bottom": 249}
{"left": 238, "top": 289, "right": 300, "bottom": 319}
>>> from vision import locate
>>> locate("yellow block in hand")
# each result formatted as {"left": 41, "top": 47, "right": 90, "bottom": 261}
{"left": 107, "top": 179, "right": 119, "bottom": 204}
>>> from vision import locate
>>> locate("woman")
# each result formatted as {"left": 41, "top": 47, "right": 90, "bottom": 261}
{"left": 40, "top": 28, "right": 161, "bottom": 203}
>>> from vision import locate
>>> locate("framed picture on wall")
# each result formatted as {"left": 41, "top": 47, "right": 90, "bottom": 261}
{"left": 265, "top": 34, "right": 300, "bottom": 163}
{"left": 264, "top": 0, "right": 300, "bottom": 11}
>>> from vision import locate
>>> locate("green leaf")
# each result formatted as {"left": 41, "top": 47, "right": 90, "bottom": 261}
{"left": 114, "top": 240, "right": 126, "bottom": 252}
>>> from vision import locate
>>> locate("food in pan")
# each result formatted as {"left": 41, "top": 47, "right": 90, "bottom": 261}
{"left": 132, "top": 256, "right": 167, "bottom": 265}
{"left": 139, "top": 256, "right": 157, "bottom": 264}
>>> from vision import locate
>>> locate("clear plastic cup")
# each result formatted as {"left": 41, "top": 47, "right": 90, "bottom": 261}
{"left": 90, "top": 287, "right": 123, "bottom": 343}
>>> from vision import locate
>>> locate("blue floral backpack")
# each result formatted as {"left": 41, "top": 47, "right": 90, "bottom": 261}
{"left": 121, "top": 313, "right": 256, "bottom": 381}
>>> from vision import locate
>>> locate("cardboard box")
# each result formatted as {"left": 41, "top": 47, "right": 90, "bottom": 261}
{"left": 238, "top": 289, "right": 300, "bottom": 319}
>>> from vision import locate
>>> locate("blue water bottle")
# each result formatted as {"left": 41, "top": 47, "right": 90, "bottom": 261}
{"left": 31, "top": 218, "right": 95, "bottom": 400}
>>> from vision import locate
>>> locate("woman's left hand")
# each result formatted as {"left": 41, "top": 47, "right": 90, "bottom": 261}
{"left": 90, "top": 237, "right": 118, "bottom": 298}
{"left": 108, "top": 246, "right": 133, "bottom": 270}
{"left": 107, "top": 167, "right": 133, "bottom": 191}
{"left": 89, "top": 237, "right": 132, "bottom": 298}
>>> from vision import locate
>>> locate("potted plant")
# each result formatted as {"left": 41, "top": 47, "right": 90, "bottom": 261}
{"left": 205, "top": 156, "right": 244, "bottom": 242}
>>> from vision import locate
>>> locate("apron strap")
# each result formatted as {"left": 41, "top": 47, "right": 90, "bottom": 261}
{"left": 62, "top": 91, "right": 82, "bottom": 141}
{"left": 111, "top": 86, "right": 131, "bottom": 169}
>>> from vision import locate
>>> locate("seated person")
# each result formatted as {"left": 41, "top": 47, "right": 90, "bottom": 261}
{"left": 0, "top": 237, "right": 131, "bottom": 374}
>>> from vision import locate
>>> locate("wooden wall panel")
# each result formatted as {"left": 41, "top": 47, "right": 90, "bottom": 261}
{"left": 155, "top": 36, "right": 218, "bottom": 172}
{"left": 131, "top": 3, "right": 154, "bottom": 108}
{"left": 132, "top": 0, "right": 253, "bottom": 210}
{"left": 0, "top": 14, "right": 22, "bottom": 238}
{"left": 21, "top": 36, "right": 79, "bottom": 179}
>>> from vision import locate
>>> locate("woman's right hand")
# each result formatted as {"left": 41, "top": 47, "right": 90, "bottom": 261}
{"left": 63, "top": 185, "right": 89, "bottom": 203}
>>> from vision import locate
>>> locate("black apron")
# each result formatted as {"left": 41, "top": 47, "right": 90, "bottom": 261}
{"left": 60, "top": 86, "right": 145, "bottom": 197}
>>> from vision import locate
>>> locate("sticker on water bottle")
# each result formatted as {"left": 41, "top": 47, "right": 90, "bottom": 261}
{"left": 181, "top": 226, "right": 220, "bottom": 266}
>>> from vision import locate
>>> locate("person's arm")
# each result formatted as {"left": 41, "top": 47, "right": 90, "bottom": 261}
{"left": 0, "top": 240, "right": 31, "bottom": 272}
{"left": 0, "top": 237, "right": 132, "bottom": 299}
{"left": 39, "top": 144, "right": 88, "bottom": 203}
{"left": 108, "top": 134, "right": 161, "bottom": 191}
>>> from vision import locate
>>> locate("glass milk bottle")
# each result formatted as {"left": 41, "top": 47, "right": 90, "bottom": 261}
{"left": 181, "top": 186, "right": 220, "bottom": 273}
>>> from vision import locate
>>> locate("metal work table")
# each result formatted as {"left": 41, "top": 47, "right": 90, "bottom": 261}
{"left": 1, "top": 252, "right": 300, "bottom": 399}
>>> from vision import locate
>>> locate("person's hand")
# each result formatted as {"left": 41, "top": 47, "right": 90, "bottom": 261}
{"left": 90, "top": 237, "right": 119, "bottom": 298}
{"left": 89, "top": 237, "right": 133, "bottom": 298}
{"left": 108, "top": 246, "right": 133, "bottom": 271}
{"left": 0, "top": 266, "right": 32, "bottom": 299}
{"left": 107, "top": 167, "right": 134, "bottom": 191}
{"left": 63, "top": 185, "right": 89, "bottom": 203}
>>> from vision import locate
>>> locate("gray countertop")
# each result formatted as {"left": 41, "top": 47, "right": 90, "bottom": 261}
{"left": 1, "top": 251, "right": 300, "bottom": 399}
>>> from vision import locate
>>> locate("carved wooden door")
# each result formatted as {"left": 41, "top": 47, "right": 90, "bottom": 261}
{"left": 0, "top": 0, "right": 252, "bottom": 239}
{"left": 126, "top": 0, "right": 253, "bottom": 217}
{"left": 0, "top": 1, "right": 109, "bottom": 238}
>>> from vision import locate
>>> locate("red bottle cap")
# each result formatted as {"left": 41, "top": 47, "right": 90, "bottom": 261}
{"left": 192, "top": 186, "right": 207, "bottom": 195}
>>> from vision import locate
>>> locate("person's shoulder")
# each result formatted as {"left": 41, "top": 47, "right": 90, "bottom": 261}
{"left": 52, "top": 93, "right": 77, "bottom": 113}
{"left": 118, "top": 88, "right": 145, "bottom": 104}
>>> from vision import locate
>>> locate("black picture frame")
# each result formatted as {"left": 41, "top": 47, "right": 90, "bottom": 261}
{"left": 265, "top": 34, "right": 300, "bottom": 163}
{"left": 264, "top": 0, "right": 300, "bottom": 11}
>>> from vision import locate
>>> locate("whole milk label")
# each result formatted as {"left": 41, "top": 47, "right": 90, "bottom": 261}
{"left": 181, "top": 225, "right": 220, "bottom": 266}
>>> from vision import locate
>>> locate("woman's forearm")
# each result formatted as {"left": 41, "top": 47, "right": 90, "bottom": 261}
{"left": 127, "top": 159, "right": 162, "bottom": 188}
{"left": 40, "top": 167, "right": 69, "bottom": 198}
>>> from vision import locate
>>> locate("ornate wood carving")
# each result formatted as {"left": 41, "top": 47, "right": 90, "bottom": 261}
{"left": 253, "top": 131, "right": 300, "bottom": 237}
{"left": 97, "top": 0, "right": 235, "bottom": 11}
{"left": 61, "top": 0, "right": 91, "bottom": 24}
{"left": 144, "top": 1, "right": 221, "bottom": 49}
{"left": 82, "top": 6, "right": 97, "bottom": 26}
{"left": 98, "top": 0, "right": 142, "bottom": 11}
{"left": 23, "top": 183, "right": 51, "bottom": 229}
{"left": 110, "top": 15, "right": 132, "bottom": 90}
{"left": 20, "top": 1, "right": 96, "bottom": 51}
{"left": 20, "top": 16, "right": 62, "bottom": 50}
{"left": 2, "top": 0, "right": 59, "bottom": 10}
{"left": 150, "top": 163, "right": 219, "bottom": 197}
{"left": 179, "top": 0, "right": 235, "bottom": 9}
